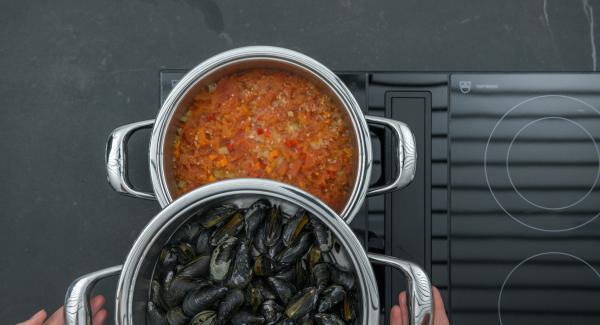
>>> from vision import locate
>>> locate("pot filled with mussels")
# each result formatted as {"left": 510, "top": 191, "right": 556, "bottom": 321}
{"left": 65, "top": 179, "right": 432, "bottom": 325}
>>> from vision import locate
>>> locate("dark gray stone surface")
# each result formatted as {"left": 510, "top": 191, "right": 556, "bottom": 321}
{"left": 0, "top": 0, "right": 598, "bottom": 323}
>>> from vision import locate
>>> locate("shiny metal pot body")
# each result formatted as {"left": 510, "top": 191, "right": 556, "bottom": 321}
{"left": 106, "top": 46, "right": 416, "bottom": 223}
{"left": 65, "top": 179, "right": 432, "bottom": 325}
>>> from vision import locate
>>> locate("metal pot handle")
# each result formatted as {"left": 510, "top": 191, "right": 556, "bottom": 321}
{"left": 106, "top": 120, "right": 156, "bottom": 200}
{"left": 64, "top": 265, "right": 122, "bottom": 325}
{"left": 368, "top": 253, "right": 432, "bottom": 325}
{"left": 365, "top": 115, "right": 416, "bottom": 196}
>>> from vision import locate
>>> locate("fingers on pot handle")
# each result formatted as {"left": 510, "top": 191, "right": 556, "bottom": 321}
{"left": 368, "top": 253, "right": 432, "bottom": 325}
{"left": 365, "top": 115, "right": 416, "bottom": 196}
{"left": 106, "top": 120, "right": 156, "bottom": 200}
{"left": 64, "top": 265, "right": 122, "bottom": 325}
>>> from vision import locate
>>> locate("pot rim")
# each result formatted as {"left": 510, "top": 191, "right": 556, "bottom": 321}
{"left": 114, "top": 178, "right": 380, "bottom": 324}
{"left": 148, "top": 46, "right": 372, "bottom": 223}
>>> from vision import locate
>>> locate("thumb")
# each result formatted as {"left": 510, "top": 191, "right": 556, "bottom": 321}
{"left": 16, "top": 309, "right": 47, "bottom": 325}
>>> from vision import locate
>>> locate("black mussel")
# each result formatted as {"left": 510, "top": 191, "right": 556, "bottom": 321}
{"left": 261, "top": 299, "right": 283, "bottom": 324}
{"left": 229, "top": 309, "right": 266, "bottom": 324}
{"left": 211, "top": 210, "right": 245, "bottom": 246}
{"left": 282, "top": 208, "right": 309, "bottom": 247}
{"left": 340, "top": 295, "right": 355, "bottom": 322}
{"left": 198, "top": 203, "right": 238, "bottom": 228}
{"left": 309, "top": 218, "right": 332, "bottom": 253}
{"left": 267, "top": 276, "right": 296, "bottom": 305}
{"left": 298, "top": 313, "right": 316, "bottom": 325}
{"left": 195, "top": 229, "right": 212, "bottom": 255}
{"left": 172, "top": 222, "right": 201, "bottom": 244}
{"left": 182, "top": 285, "right": 229, "bottom": 316}
{"left": 254, "top": 255, "right": 276, "bottom": 277}
{"left": 217, "top": 288, "right": 245, "bottom": 322}
{"left": 285, "top": 287, "right": 318, "bottom": 321}
{"left": 162, "top": 269, "right": 176, "bottom": 294}
{"left": 166, "top": 306, "right": 189, "bottom": 325}
{"left": 254, "top": 226, "right": 268, "bottom": 255}
{"left": 265, "top": 206, "right": 283, "bottom": 247}
{"left": 317, "top": 285, "right": 346, "bottom": 313}
{"left": 210, "top": 237, "right": 238, "bottom": 281}
{"left": 244, "top": 199, "right": 271, "bottom": 237}
{"left": 163, "top": 276, "right": 204, "bottom": 308}
{"left": 246, "top": 284, "right": 264, "bottom": 313}
{"left": 178, "top": 255, "right": 210, "bottom": 278}
{"left": 330, "top": 266, "right": 355, "bottom": 291}
{"left": 312, "top": 263, "right": 330, "bottom": 293}
{"left": 146, "top": 301, "right": 167, "bottom": 325}
{"left": 176, "top": 242, "right": 196, "bottom": 265}
{"left": 308, "top": 245, "right": 322, "bottom": 269}
{"left": 159, "top": 247, "right": 180, "bottom": 269}
{"left": 268, "top": 237, "right": 285, "bottom": 259}
{"left": 227, "top": 240, "right": 253, "bottom": 288}
{"left": 314, "top": 313, "right": 345, "bottom": 325}
{"left": 275, "top": 231, "right": 312, "bottom": 266}
{"left": 189, "top": 310, "right": 217, "bottom": 325}
{"left": 150, "top": 280, "right": 167, "bottom": 311}
{"left": 278, "top": 318, "right": 295, "bottom": 325}
{"left": 272, "top": 267, "right": 295, "bottom": 283}
{"left": 295, "top": 259, "right": 308, "bottom": 289}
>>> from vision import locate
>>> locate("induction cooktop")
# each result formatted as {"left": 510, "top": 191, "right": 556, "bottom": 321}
{"left": 159, "top": 71, "right": 600, "bottom": 325}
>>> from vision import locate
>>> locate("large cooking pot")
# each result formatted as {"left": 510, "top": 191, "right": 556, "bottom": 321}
{"left": 65, "top": 179, "right": 432, "bottom": 325}
{"left": 105, "top": 46, "right": 416, "bottom": 223}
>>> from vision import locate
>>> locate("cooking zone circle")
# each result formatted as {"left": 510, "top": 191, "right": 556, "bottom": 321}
{"left": 497, "top": 252, "right": 600, "bottom": 325}
{"left": 484, "top": 95, "right": 600, "bottom": 232}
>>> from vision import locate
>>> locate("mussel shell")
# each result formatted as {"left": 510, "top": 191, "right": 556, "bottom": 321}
{"left": 211, "top": 210, "right": 245, "bottom": 246}
{"left": 176, "top": 242, "right": 196, "bottom": 265}
{"left": 317, "top": 285, "right": 346, "bottom": 313}
{"left": 295, "top": 259, "right": 308, "bottom": 289}
{"left": 272, "top": 267, "right": 295, "bottom": 283}
{"left": 150, "top": 280, "right": 167, "bottom": 311}
{"left": 178, "top": 255, "right": 210, "bottom": 278}
{"left": 284, "top": 287, "right": 318, "bottom": 321}
{"left": 330, "top": 266, "right": 355, "bottom": 291}
{"left": 261, "top": 299, "right": 283, "bottom": 324}
{"left": 172, "top": 222, "right": 201, "bottom": 243}
{"left": 194, "top": 229, "right": 212, "bottom": 255}
{"left": 298, "top": 313, "right": 316, "bottom": 325}
{"left": 314, "top": 313, "right": 345, "bottom": 325}
{"left": 217, "top": 289, "right": 245, "bottom": 322}
{"left": 282, "top": 208, "right": 309, "bottom": 247}
{"left": 229, "top": 309, "right": 266, "bottom": 324}
{"left": 254, "top": 226, "right": 268, "bottom": 255}
{"left": 163, "top": 276, "right": 204, "bottom": 308}
{"left": 308, "top": 245, "right": 322, "bottom": 269}
{"left": 310, "top": 218, "right": 332, "bottom": 253}
{"left": 312, "top": 263, "right": 331, "bottom": 293}
{"left": 189, "top": 310, "right": 217, "bottom": 325}
{"left": 166, "top": 307, "right": 189, "bottom": 325}
{"left": 268, "top": 237, "right": 285, "bottom": 259}
{"left": 267, "top": 276, "right": 297, "bottom": 305}
{"left": 209, "top": 237, "right": 238, "bottom": 281}
{"left": 246, "top": 285, "right": 264, "bottom": 313}
{"left": 227, "top": 240, "right": 253, "bottom": 288}
{"left": 340, "top": 295, "right": 355, "bottom": 322}
{"left": 181, "top": 285, "right": 229, "bottom": 316}
{"left": 275, "top": 231, "right": 312, "bottom": 266}
{"left": 159, "top": 247, "right": 180, "bottom": 269}
{"left": 254, "top": 254, "right": 276, "bottom": 277}
{"left": 146, "top": 301, "right": 167, "bottom": 325}
{"left": 198, "top": 203, "right": 238, "bottom": 228}
{"left": 244, "top": 199, "right": 271, "bottom": 237}
{"left": 265, "top": 206, "right": 283, "bottom": 247}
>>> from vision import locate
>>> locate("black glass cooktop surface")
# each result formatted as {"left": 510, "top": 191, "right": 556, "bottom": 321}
{"left": 449, "top": 74, "right": 600, "bottom": 324}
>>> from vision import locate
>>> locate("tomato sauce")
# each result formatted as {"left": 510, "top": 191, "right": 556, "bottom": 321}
{"left": 172, "top": 69, "right": 356, "bottom": 212}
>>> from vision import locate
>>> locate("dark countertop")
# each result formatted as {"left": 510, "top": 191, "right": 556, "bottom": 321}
{"left": 1, "top": 0, "right": 598, "bottom": 323}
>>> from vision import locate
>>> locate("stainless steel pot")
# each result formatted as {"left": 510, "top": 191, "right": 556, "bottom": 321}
{"left": 65, "top": 179, "right": 432, "bottom": 325}
{"left": 106, "top": 46, "right": 416, "bottom": 223}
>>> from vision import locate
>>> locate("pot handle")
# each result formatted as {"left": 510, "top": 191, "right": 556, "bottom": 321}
{"left": 64, "top": 265, "right": 122, "bottom": 325}
{"left": 364, "top": 115, "right": 416, "bottom": 196}
{"left": 106, "top": 120, "right": 156, "bottom": 200}
{"left": 368, "top": 253, "right": 432, "bottom": 325}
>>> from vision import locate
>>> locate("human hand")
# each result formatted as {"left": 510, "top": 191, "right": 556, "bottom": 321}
{"left": 390, "top": 286, "right": 450, "bottom": 325}
{"left": 17, "top": 295, "right": 108, "bottom": 325}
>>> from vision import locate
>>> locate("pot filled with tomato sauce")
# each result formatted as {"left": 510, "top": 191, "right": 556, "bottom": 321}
{"left": 106, "top": 46, "right": 416, "bottom": 222}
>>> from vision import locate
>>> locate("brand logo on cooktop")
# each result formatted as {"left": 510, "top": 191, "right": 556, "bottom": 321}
{"left": 459, "top": 80, "right": 471, "bottom": 94}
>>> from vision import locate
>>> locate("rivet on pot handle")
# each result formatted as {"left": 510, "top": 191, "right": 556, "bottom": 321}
{"left": 65, "top": 265, "right": 122, "bottom": 325}
{"left": 106, "top": 120, "right": 156, "bottom": 200}
{"left": 365, "top": 116, "right": 417, "bottom": 196}
{"left": 368, "top": 253, "right": 433, "bottom": 325}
